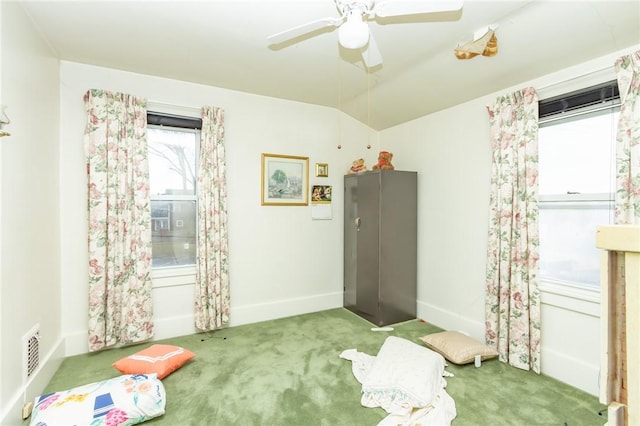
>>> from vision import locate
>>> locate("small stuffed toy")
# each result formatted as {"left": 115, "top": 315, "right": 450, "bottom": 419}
{"left": 372, "top": 151, "right": 394, "bottom": 170}
{"left": 349, "top": 158, "right": 367, "bottom": 174}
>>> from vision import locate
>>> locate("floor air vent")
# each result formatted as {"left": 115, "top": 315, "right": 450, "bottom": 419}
{"left": 23, "top": 324, "right": 40, "bottom": 380}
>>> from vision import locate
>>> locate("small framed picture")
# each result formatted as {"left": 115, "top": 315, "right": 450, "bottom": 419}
{"left": 315, "top": 163, "right": 329, "bottom": 178}
{"left": 311, "top": 185, "right": 332, "bottom": 203}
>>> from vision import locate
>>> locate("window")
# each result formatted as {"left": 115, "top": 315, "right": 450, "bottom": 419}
{"left": 538, "top": 81, "right": 619, "bottom": 290}
{"left": 147, "top": 112, "right": 201, "bottom": 268}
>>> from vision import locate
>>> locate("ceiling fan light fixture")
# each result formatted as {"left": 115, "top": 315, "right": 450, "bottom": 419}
{"left": 269, "top": 0, "right": 467, "bottom": 69}
{"left": 338, "top": 10, "right": 369, "bottom": 50}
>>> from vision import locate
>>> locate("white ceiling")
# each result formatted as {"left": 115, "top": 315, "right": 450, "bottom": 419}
{"left": 18, "top": 0, "right": 640, "bottom": 130}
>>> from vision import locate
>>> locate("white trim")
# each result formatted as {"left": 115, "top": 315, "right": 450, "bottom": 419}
{"left": 418, "top": 295, "right": 600, "bottom": 395}
{"left": 539, "top": 280, "right": 600, "bottom": 317}
{"left": 0, "top": 337, "right": 65, "bottom": 426}
{"left": 416, "top": 300, "right": 485, "bottom": 341}
{"left": 539, "top": 279, "right": 599, "bottom": 302}
{"left": 151, "top": 194, "right": 196, "bottom": 201}
{"left": 229, "top": 292, "right": 343, "bottom": 327}
{"left": 152, "top": 266, "right": 196, "bottom": 288}
{"left": 540, "top": 346, "right": 600, "bottom": 396}
{"left": 147, "top": 101, "right": 200, "bottom": 118}
{"left": 64, "top": 292, "right": 343, "bottom": 357}
{"left": 536, "top": 65, "right": 616, "bottom": 100}
{"left": 539, "top": 279, "right": 600, "bottom": 303}
{"left": 148, "top": 124, "right": 200, "bottom": 134}
{"left": 539, "top": 193, "right": 613, "bottom": 203}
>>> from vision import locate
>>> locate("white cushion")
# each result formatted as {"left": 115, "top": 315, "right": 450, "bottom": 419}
{"left": 29, "top": 374, "right": 165, "bottom": 426}
{"left": 361, "top": 336, "right": 446, "bottom": 414}
{"left": 420, "top": 331, "right": 499, "bottom": 365}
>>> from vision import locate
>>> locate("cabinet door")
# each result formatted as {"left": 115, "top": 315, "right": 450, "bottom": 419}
{"left": 343, "top": 175, "right": 358, "bottom": 308}
{"left": 379, "top": 171, "right": 417, "bottom": 324}
{"left": 355, "top": 173, "right": 381, "bottom": 319}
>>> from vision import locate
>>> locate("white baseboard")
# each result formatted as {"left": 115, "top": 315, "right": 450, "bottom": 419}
{"left": 541, "top": 346, "right": 599, "bottom": 396}
{"left": 64, "top": 291, "right": 343, "bottom": 356}
{"left": 229, "top": 291, "right": 343, "bottom": 327}
{"left": 0, "top": 337, "right": 65, "bottom": 426}
{"left": 418, "top": 299, "right": 600, "bottom": 396}
{"left": 417, "top": 299, "right": 485, "bottom": 341}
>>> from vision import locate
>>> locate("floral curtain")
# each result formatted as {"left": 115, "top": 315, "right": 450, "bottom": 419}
{"left": 194, "top": 106, "right": 230, "bottom": 331}
{"left": 614, "top": 50, "right": 640, "bottom": 224}
{"left": 84, "top": 89, "right": 154, "bottom": 352}
{"left": 485, "top": 87, "right": 541, "bottom": 373}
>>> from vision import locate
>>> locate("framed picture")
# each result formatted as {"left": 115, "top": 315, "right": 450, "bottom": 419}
{"left": 315, "top": 163, "right": 329, "bottom": 178}
{"left": 311, "top": 185, "right": 332, "bottom": 203}
{"left": 261, "top": 153, "right": 309, "bottom": 206}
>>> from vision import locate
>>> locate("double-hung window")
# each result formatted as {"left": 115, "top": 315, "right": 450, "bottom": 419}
{"left": 147, "top": 112, "right": 202, "bottom": 269}
{"left": 538, "top": 81, "right": 620, "bottom": 291}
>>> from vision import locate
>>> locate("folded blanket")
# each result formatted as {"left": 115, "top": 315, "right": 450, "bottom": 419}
{"left": 340, "top": 336, "right": 456, "bottom": 426}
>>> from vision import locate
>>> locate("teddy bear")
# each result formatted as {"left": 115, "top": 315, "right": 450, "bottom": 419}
{"left": 348, "top": 158, "right": 367, "bottom": 174}
{"left": 372, "top": 151, "right": 394, "bottom": 170}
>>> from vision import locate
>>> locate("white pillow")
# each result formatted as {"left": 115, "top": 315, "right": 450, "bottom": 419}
{"left": 361, "top": 336, "right": 446, "bottom": 415}
{"left": 30, "top": 374, "right": 166, "bottom": 426}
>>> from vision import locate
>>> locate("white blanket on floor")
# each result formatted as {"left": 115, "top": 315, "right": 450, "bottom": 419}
{"left": 340, "top": 336, "right": 456, "bottom": 426}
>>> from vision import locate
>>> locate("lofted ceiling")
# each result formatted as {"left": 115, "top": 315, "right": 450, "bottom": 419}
{"left": 18, "top": 0, "right": 640, "bottom": 130}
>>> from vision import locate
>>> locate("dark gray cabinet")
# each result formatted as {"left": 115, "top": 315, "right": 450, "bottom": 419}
{"left": 343, "top": 170, "right": 417, "bottom": 326}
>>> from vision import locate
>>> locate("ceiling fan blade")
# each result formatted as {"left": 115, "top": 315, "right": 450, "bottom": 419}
{"left": 361, "top": 33, "right": 383, "bottom": 68}
{"left": 374, "top": 0, "right": 463, "bottom": 18}
{"left": 267, "top": 16, "right": 344, "bottom": 45}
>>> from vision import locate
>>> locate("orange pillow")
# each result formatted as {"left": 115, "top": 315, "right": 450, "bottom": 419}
{"left": 113, "top": 344, "right": 195, "bottom": 379}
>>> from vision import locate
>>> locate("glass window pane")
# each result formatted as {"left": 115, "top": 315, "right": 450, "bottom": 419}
{"left": 148, "top": 127, "right": 197, "bottom": 196}
{"left": 538, "top": 202, "right": 613, "bottom": 288}
{"left": 151, "top": 200, "right": 197, "bottom": 268}
{"left": 538, "top": 111, "right": 618, "bottom": 195}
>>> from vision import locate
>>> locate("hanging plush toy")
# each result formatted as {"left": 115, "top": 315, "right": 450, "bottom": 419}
{"left": 372, "top": 151, "right": 394, "bottom": 170}
{"left": 454, "top": 26, "right": 498, "bottom": 60}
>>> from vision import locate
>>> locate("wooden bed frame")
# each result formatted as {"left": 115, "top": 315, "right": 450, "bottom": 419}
{"left": 597, "top": 225, "right": 640, "bottom": 426}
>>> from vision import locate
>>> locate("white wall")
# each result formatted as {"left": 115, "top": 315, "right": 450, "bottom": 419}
{"left": 0, "top": 2, "right": 63, "bottom": 424}
{"left": 2, "top": 4, "right": 637, "bottom": 421}
{"left": 0, "top": 0, "right": 4, "bottom": 414}
{"left": 0, "top": 1, "right": 4, "bottom": 413}
{"left": 381, "top": 44, "right": 639, "bottom": 396}
{"left": 59, "top": 61, "right": 380, "bottom": 355}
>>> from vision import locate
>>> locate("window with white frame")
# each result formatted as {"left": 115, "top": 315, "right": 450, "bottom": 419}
{"left": 147, "top": 112, "right": 201, "bottom": 269}
{"left": 538, "top": 81, "right": 619, "bottom": 291}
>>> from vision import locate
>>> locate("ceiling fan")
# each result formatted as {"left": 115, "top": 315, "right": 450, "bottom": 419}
{"left": 267, "top": 0, "right": 464, "bottom": 69}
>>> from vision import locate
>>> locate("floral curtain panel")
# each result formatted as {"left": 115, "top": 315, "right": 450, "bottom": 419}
{"left": 485, "top": 87, "right": 541, "bottom": 373}
{"left": 194, "top": 106, "right": 230, "bottom": 331}
{"left": 614, "top": 50, "right": 640, "bottom": 224}
{"left": 84, "top": 89, "right": 154, "bottom": 352}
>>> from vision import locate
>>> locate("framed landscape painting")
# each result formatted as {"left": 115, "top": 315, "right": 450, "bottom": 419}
{"left": 261, "top": 153, "right": 309, "bottom": 206}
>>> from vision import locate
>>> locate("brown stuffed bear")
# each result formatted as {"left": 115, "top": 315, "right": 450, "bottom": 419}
{"left": 349, "top": 158, "right": 367, "bottom": 174}
{"left": 372, "top": 151, "right": 394, "bottom": 170}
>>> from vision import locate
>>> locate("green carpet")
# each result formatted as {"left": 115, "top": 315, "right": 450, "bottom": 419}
{"left": 30, "top": 308, "right": 607, "bottom": 425}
